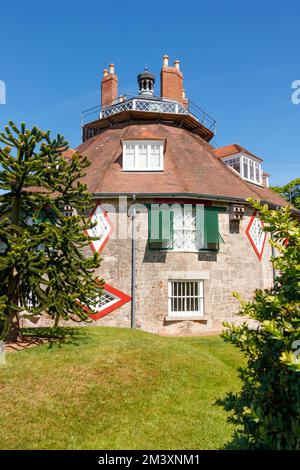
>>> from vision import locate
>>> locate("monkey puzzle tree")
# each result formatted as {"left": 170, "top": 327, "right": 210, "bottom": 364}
{"left": 0, "top": 121, "right": 102, "bottom": 341}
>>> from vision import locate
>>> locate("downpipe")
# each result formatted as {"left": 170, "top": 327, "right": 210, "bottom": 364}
{"left": 131, "top": 194, "right": 137, "bottom": 329}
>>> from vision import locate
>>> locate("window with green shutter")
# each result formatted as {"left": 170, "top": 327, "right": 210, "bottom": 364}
{"left": 148, "top": 203, "right": 224, "bottom": 252}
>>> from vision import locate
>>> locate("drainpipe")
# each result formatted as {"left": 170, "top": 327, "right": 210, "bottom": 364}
{"left": 131, "top": 194, "right": 137, "bottom": 329}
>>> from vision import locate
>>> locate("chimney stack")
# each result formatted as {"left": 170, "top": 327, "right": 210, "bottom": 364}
{"left": 160, "top": 55, "right": 188, "bottom": 107}
{"left": 101, "top": 63, "right": 118, "bottom": 109}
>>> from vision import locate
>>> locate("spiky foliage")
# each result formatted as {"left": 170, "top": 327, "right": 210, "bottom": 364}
{"left": 0, "top": 121, "right": 103, "bottom": 341}
{"left": 221, "top": 199, "right": 300, "bottom": 449}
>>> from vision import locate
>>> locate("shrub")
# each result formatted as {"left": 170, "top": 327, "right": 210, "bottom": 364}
{"left": 222, "top": 200, "right": 300, "bottom": 450}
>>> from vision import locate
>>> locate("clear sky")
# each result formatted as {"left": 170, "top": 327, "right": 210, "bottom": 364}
{"left": 0, "top": 0, "right": 299, "bottom": 186}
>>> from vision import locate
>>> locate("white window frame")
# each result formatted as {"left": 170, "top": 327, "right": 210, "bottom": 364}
{"left": 122, "top": 140, "right": 164, "bottom": 171}
{"left": 88, "top": 289, "right": 120, "bottom": 314}
{"left": 167, "top": 280, "right": 204, "bottom": 319}
{"left": 223, "top": 153, "right": 262, "bottom": 185}
{"left": 165, "top": 205, "right": 205, "bottom": 252}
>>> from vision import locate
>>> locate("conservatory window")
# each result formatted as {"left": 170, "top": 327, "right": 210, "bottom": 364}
{"left": 123, "top": 140, "right": 164, "bottom": 171}
{"left": 242, "top": 156, "right": 262, "bottom": 184}
{"left": 243, "top": 158, "right": 249, "bottom": 179}
{"left": 224, "top": 155, "right": 262, "bottom": 185}
{"left": 226, "top": 157, "right": 241, "bottom": 174}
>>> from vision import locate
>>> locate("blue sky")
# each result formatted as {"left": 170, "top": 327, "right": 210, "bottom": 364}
{"left": 0, "top": 0, "right": 299, "bottom": 186}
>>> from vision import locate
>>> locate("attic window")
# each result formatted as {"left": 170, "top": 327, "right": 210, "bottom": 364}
{"left": 122, "top": 140, "right": 164, "bottom": 171}
{"left": 224, "top": 155, "right": 262, "bottom": 185}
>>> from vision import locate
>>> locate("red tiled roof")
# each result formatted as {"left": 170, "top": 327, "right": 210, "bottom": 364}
{"left": 74, "top": 122, "right": 288, "bottom": 207}
{"left": 63, "top": 148, "right": 75, "bottom": 158}
{"left": 214, "top": 144, "right": 263, "bottom": 162}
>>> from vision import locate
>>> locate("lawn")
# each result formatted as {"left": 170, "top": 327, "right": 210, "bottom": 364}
{"left": 0, "top": 327, "right": 244, "bottom": 450}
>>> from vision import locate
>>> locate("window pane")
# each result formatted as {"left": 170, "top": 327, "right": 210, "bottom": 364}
{"left": 149, "top": 144, "right": 160, "bottom": 168}
{"left": 124, "top": 145, "right": 135, "bottom": 168}
{"left": 255, "top": 163, "right": 260, "bottom": 183}
{"left": 232, "top": 159, "right": 241, "bottom": 173}
{"left": 137, "top": 144, "right": 147, "bottom": 168}
{"left": 124, "top": 153, "right": 134, "bottom": 168}
{"left": 243, "top": 157, "right": 249, "bottom": 179}
{"left": 249, "top": 160, "right": 254, "bottom": 181}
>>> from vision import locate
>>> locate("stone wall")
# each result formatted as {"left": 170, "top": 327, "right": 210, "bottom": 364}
{"left": 22, "top": 199, "right": 274, "bottom": 336}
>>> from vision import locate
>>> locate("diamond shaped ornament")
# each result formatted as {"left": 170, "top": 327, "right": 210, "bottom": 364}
{"left": 246, "top": 210, "right": 267, "bottom": 260}
{"left": 86, "top": 202, "right": 113, "bottom": 253}
{"left": 82, "top": 283, "right": 131, "bottom": 320}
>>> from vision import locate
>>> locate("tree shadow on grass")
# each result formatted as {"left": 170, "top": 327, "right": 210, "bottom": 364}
{"left": 219, "top": 433, "right": 249, "bottom": 450}
{"left": 215, "top": 395, "right": 250, "bottom": 450}
{"left": 7, "top": 327, "right": 90, "bottom": 351}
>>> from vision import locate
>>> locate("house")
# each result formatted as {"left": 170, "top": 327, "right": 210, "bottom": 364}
{"left": 69, "top": 56, "right": 288, "bottom": 335}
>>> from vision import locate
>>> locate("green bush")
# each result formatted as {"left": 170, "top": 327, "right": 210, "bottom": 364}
{"left": 222, "top": 200, "right": 300, "bottom": 449}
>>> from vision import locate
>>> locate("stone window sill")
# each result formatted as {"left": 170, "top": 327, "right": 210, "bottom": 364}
{"left": 165, "top": 315, "right": 208, "bottom": 322}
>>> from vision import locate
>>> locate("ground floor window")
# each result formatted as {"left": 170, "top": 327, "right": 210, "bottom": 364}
{"left": 168, "top": 280, "right": 204, "bottom": 317}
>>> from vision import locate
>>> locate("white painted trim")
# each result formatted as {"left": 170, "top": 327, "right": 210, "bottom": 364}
{"left": 221, "top": 152, "right": 263, "bottom": 186}
{"left": 122, "top": 140, "right": 164, "bottom": 172}
{"left": 167, "top": 279, "right": 205, "bottom": 318}
{"left": 165, "top": 315, "right": 208, "bottom": 321}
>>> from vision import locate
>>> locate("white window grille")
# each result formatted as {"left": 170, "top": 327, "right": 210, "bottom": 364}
{"left": 247, "top": 214, "right": 266, "bottom": 258}
{"left": 226, "top": 157, "right": 241, "bottom": 174}
{"left": 242, "top": 156, "right": 262, "bottom": 184}
{"left": 87, "top": 204, "right": 112, "bottom": 253}
{"left": 122, "top": 140, "right": 164, "bottom": 171}
{"left": 168, "top": 280, "right": 204, "bottom": 317}
{"left": 165, "top": 205, "right": 204, "bottom": 252}
{"left": 88, "top": 289, "right": 119, "bottom": 313}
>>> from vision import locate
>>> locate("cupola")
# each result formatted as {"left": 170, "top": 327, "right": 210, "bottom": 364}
{"left": 137, "top": 68, "right": 155, "bottom": 96}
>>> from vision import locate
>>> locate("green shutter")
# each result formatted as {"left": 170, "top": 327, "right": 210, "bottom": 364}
{"left": 148, "top": 205, "right": 173, "bottom": 249}
{"left": 204, "top": 206, "right": 224, "bottom": 249}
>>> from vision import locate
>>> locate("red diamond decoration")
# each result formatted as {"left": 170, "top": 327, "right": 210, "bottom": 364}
{"left": 81, "top": 282, "right": 131, "bottom": 320}
{"left": 246, "top": 210, "right": 267, "bottom": 261}
{"left": 86, "top": 202, "right": 113, "bottom": 253}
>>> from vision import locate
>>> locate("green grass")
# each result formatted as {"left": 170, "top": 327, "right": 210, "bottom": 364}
{"left": 0, "top": 327, "right": 244, "bottom": 450}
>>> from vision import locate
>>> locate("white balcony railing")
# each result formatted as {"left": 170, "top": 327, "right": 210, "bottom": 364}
{"left": 100, "top": 97, "right": 190, "bottom": 119}
{"left": 81, "top": 95, "right": 216, "bottom": 140}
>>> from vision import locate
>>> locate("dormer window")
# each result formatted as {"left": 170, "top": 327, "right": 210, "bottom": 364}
{"left": 242, "top": 156, "right": 261, "bottom": 184}
{"left": 223, "top": 155, "right": 262, "bottom": 185}
{"left": 122, "top": 140, "right": 164, "bottom": 171}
